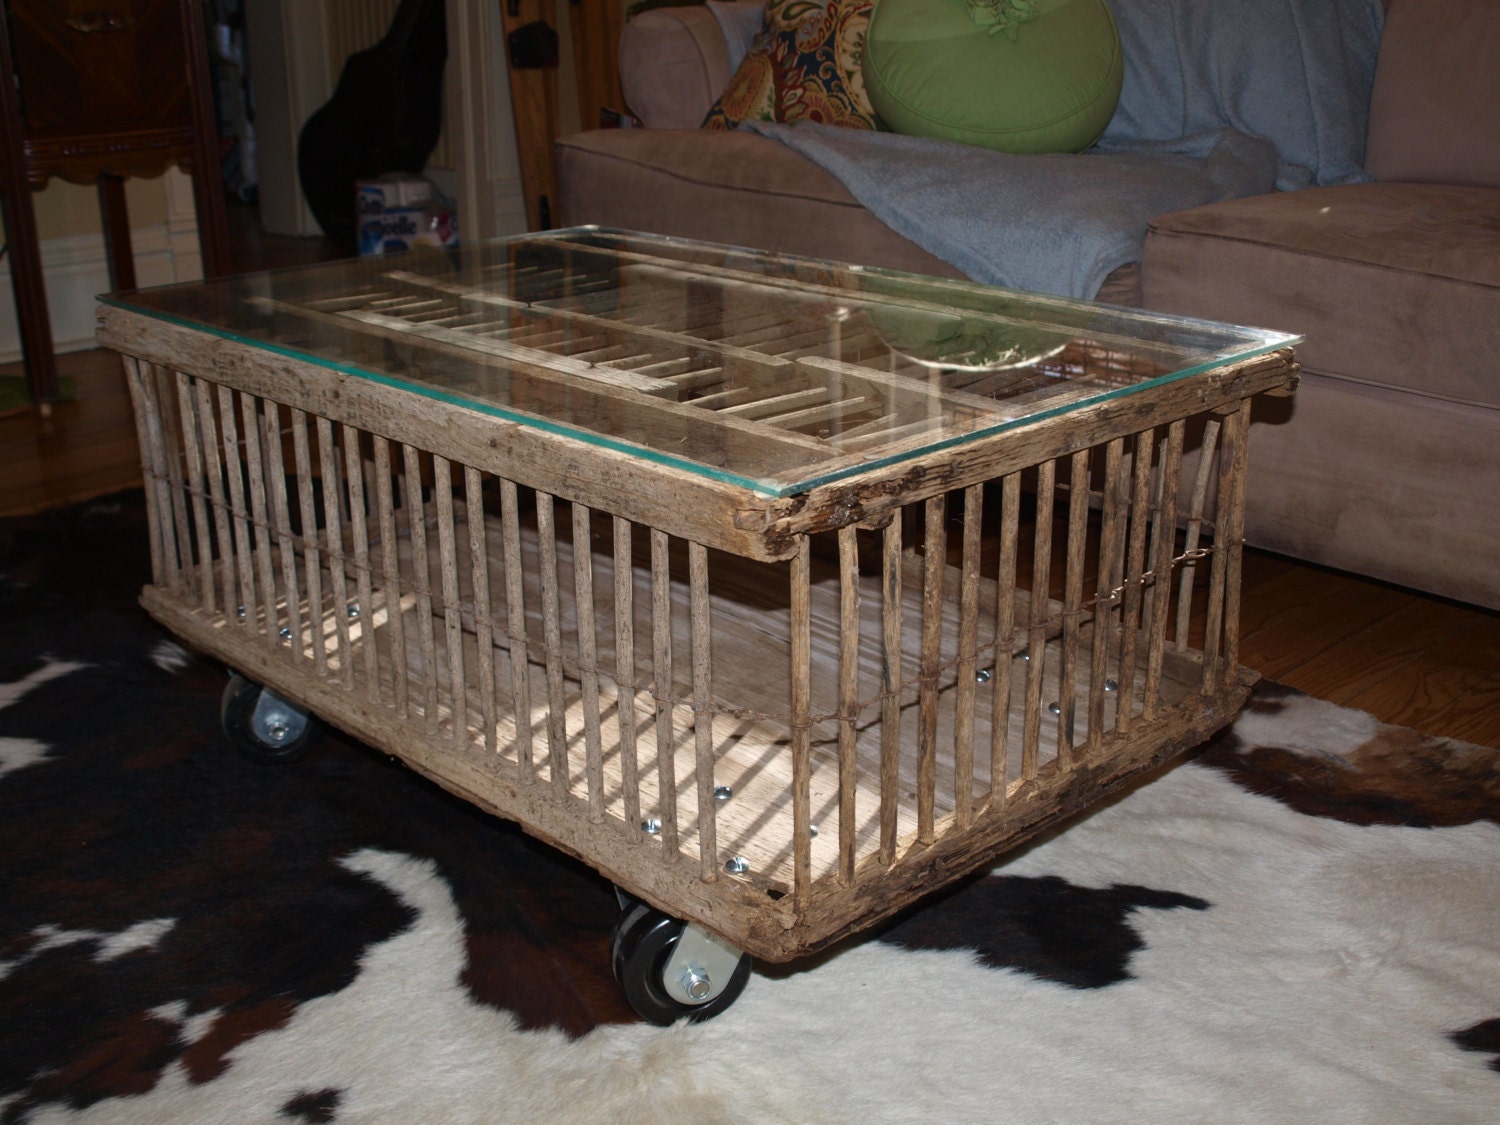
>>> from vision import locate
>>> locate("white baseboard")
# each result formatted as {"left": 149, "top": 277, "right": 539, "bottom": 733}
{"left": 0, "top": 218, "right": 203, "bottom": 364}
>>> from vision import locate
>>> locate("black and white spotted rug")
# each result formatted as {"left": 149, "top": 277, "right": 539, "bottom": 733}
{"left": 3, "top": 492, "right": 1497, "bottom": 1123}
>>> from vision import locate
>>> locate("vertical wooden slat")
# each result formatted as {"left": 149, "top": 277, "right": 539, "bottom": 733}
{"left": 989, "top": 472, "right": 1021, "bottom": 809}
{"left": 836, "top": 525, "right": 861, "bottom": 882}
{"left": 1115, "top": 427, "right": 1156, "bottom": 735}
{"left": 466, "top": 466, "right": 499, "bottom": 753}
{"left": 173, "top": 372, "right": 215, "bottom": 614}
{"left": 916, "top": 494, "right": 945, "bottom": 846}
{"left": 689, "top": 540, "right": 717, "bottom": 879}
{"left": 216, "top": 385, "right": 257, "bottom": 633}
{"left": 1213, "top": 400, "right": 1254, "bottom": 689}
{"left": 614, "top": 516, "right": 641, "bottom": 833}
{"left": 122, "top": 357, "right": 169, "bottom": 588}
{"left": 262, "top": 401, "right": 303, "bottom": 664}
{"left": 1058, "top": 450, "right": 1090, "bottom": 765}
{"left": 651, "top": 528, "right": 680, "bottom": 860}
{"left": 343, "top": 425, "right": 381, "bottom": 702}
{"left": 194, "top": 379, "right": 237, "bottom": 620}
{"left": 317, "top": 417, "right": 354, "bottom": 689}
{"left": 241, "top": 394, "right": 280, "bottom": 652}
{"left": 953, "top": 485, "right": 982, "bottom": 829}
{"left": 373, "top": 436, "right": 410, "bottom": 718}
{"left": 537, "top": 492, "right": 569, "bottom": 793}
{"left": 1022, "top": 460, "right": 1056, "bottom": 781}
{"left": 878, "top": 517, "right": 903, "bottom": 865}
{"left": 290, "top": 409, "right": 324, "bottom": 675}
{"left": 1088, "top": 438, "right": 1127, "bottom": 754}
{"left": 433, "top": 455, "right": 467, "bottom": 742}
{"left": 1144, "top": 421, "right": 1185, "bottom": 719}
{"left": 500, "top": 478, "right": 534, "bottom": 777}
{"left": 156, "top": 365, "right": 197, "bottom": 605}
{"left": 791, "top": 536, "right": 813, "bottom": 906}
{"left": 402, "top": 444, "right": 440, "bottom": 723}
{"left": 577, "top": 503, "right": 605, "bottom": 822}
{"left": 1174, "top": 417, "right": 1221, "bottom": 650}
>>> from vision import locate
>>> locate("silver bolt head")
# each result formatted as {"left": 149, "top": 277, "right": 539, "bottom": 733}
{"left": 809, "top": 824, "right": 819, "bottom": 838}
{"left": 641, "top": 818, "right": 662, "bottom": 835}
{"left": 347, "top": 604, "right": 361, "bottom": 618}
{"left": 235, "top": 605, "right": 247, "bottom": 619}
{"left": 1105, "top": 678, "right": 1119, "bottom": 692}
{"left": 279, "top": 626, "right": 293, "bottom": 640}
{"left": 1048, "top": 701, "right": 1062, "bottom": 715}
{"left": 680, "top": 967, "right": 713, "bottom": 1001}
{"left": 976, "top": 668, "right": 991, "bottom": 683}
{"left": 264, "top": 720, "right": 290, "bottom": 744}
{"left": 713, "top": 785, "right": 733, "bottom": 802}
{"left": 724, "top": 856, "right": 749, "bottom": 875}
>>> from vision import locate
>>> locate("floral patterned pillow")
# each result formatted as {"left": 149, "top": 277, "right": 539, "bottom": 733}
{"left": 703, "top": 0, "right": 880, "bottom": 131}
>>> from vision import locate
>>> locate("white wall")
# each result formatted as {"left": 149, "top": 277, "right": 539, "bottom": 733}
{"left": 0, "top": 169, "right": 203, "bottom": 363}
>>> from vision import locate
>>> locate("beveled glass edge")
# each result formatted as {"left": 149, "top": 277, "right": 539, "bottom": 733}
{"left": 98, "top": 227, "right": 1303, "bottom": 498}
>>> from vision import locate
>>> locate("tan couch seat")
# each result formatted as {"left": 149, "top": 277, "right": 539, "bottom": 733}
{"left": 1146, "top": 182, "right": 1500, "bottom": 409}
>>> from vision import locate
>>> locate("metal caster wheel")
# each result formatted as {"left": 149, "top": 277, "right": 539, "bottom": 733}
{"left": 610, "top": 902, "right": 752, "bottom": 1025}
{"left": 220, "top": 673, "right": 322, "bottom": 764}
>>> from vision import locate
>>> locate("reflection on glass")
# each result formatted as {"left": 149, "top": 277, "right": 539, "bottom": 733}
{"left": 100, "top": 228, "right": 1299, "bottom": 496}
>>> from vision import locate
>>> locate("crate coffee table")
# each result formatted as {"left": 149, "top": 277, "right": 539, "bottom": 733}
{"left": 98, "top": 228, "right": 1299, "bottom": 1023}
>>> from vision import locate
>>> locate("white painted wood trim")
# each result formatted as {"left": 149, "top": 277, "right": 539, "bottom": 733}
{"left": 447, "top": 0, "right": 527, "bottom": 244}
{"left": 0, "top": 193, "right": 203, "bottom": 363}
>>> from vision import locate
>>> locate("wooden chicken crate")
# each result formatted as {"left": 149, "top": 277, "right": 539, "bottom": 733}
{"left": 98, "top": 229, "right": 1298, "bottom": 979}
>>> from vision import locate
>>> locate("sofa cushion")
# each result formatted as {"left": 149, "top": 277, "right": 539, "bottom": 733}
{"left": 703, "top": 0, "right": 878, "bottom": 131}
{"left": 1365, "top": 0, "right": 1500, "bottom": 188}
{"left": 1143, "top": 182, "right": 1500, "bottom": 409}
{"left": 861, "top": 0, "right": 1122, "bottom": 154}
{"left": 557, "top": 128, "right": 963, "bottom": 276}
{"left": 620, "top": 6, "right": 736, "bottom": 129}
{"left": 556, "top": 127, "right": 1144, "bottom": 303}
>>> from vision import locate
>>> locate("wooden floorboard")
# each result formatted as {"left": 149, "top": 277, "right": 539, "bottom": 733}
{"left": 2, "top": 205, "right": 1496, "bottom": 748}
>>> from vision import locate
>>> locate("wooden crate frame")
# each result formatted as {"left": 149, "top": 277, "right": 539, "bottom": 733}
{"left": 101, "top": 295, "right": 1294, "bottom": 962}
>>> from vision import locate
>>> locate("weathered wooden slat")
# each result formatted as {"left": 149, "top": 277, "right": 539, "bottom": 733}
{"left": 837, "top": 525, "right": 860, "bottom": 883}
{"left": 990, "top": 472, "right": 1021, "bottom": 807}
{"left": 401, "top": 444, "right": 440, "bottom": 723}
{"left": 1144, "top": 422, "right": 1186, "bottom": 719}
{"left": 290, "top": 409, "right": 324, "bottom": 677}
{"left": 577, "top": 503, "right": 606, "bottom": 822}
{"left": 651, "top": 527, "right": 679, "bottom": 860}
{"left": 217, "top": 384, "right": 259, "bottom": 636}
{"left": 690, "top": 540, "right": 718, "bottom": 881}
{"left": 878, "top": 519, "right": 903, "bottom": 865}
{"left": 614, "top": 515, "right": 641, "bottom": 834}
{"left": 500, "top": 477, "right": 533, "bottom": 776}
{"left": 191, "top": 375, "right": 236, "bottom": 618}
{"left": 342, "top": 428, "right": 379, "bottom": 701}
{"left": 373, "top": 437, "right": 410, "bottom": 718}
{"left": 433, "top": 454, "right": 467, "bottom": 742}
{"left": 537, "top": 491, "right": 569, "bottom": 791}
{"left": 953, "top": 485, "right": 983, "bottom": 829}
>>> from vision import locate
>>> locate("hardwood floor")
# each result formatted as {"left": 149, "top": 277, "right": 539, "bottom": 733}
{"left": 3, "top": 206, "right": 1496, "bottom": 747}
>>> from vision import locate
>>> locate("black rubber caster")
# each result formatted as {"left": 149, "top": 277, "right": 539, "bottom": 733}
{"left": 220, "top": 673, "right": 323, "bottom": 764}
{"left": 610, "top": 901, "right": 752, "bottom": 1025}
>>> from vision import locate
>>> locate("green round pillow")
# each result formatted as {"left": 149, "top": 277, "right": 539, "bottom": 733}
{"left": 861, "top": 0, "right": 1124, "bottom": 154}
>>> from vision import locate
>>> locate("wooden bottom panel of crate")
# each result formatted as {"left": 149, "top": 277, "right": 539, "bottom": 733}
{"left": 142, "top": 510, "right": 1246, "bottom": 961}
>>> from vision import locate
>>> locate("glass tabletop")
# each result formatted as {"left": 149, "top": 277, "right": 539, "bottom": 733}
{"left": 100, "top": 227, "right": 1299, "bottom": 497}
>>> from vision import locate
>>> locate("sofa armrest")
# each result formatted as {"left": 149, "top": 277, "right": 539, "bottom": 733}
{"left": 620, "top": 7, "right": 735, "bottom": 129}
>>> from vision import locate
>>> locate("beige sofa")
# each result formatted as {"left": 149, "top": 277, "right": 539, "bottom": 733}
{"left": 558, "top": 0, "right": 1500, "bottom": 610}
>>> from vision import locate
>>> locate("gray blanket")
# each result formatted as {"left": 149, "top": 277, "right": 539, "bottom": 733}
{"left": 747, "top": 0, "right": 1385, "bottom": 298}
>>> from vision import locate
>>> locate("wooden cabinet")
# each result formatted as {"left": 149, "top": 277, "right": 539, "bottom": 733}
{"left": 0, "top": 0, "right": 229, "bottom": 405}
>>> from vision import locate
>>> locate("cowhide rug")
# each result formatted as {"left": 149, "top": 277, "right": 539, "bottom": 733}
{"left": 2, "top": 492, "right": 1498, "bottom": 1124}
